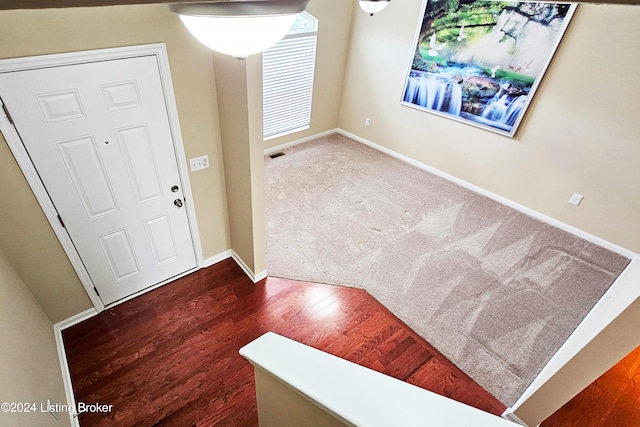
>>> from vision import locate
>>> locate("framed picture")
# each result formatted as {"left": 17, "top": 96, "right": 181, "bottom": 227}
{"left": 401, "top": 0, "right": 577, "bottom": 137}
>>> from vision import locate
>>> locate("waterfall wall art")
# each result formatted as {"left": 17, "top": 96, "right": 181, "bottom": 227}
{"left": 401, "top": 0, "right": 576, "bottom": 137}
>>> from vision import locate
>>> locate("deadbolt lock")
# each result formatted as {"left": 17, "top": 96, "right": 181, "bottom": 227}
{"left": 171, "top": 185, "right": 179, "bottom": 193}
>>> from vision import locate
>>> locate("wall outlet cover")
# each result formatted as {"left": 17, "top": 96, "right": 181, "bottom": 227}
{"left": 190, "top": 155, "right": 209, "bottom": 172}
{"left": 568, "top": 193, "right": 584, "bottom": 206}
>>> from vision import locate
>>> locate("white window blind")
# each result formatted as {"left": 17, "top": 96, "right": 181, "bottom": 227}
{"left": 263, "top": 14, "right": 318, "bottom": 141}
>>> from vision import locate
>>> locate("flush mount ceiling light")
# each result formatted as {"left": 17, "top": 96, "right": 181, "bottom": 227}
{"left": 359, "top": 0, "right": 390, "bottom": 16}
{"left": 168, "top": 0, "right": 310, "bottom": 59}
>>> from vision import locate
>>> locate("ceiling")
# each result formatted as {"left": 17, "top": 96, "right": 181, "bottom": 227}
{"left": 0, "top": 0, "right": 182, "bottom": 8}
{"left": 0, "top": 0, "right": 639, "bottom": 10}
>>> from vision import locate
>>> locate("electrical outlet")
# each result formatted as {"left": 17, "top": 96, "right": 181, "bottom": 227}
{"left": 568, "top": 193, "right": 583, "bottom": 206}
{"left": 365, "top": 118, "right": 371, "bottom": 126}
{"left": 190, "top": 155, "right": 209, "bottom": 172}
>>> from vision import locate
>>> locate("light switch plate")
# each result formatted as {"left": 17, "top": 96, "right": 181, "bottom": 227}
{"left": 190, "top": 155, "right": 209, "bottom": 172}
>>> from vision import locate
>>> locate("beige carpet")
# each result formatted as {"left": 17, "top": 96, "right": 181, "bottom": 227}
{"left": 264, "top": 133, "right": 630, "bottom": 406}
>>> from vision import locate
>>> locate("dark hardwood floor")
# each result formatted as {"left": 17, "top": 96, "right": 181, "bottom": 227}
{"left": 541, "top": 344, "right": 640, "bottom": 427}
{"left": 62, "top": 258, "right": 505, "bottom": 426}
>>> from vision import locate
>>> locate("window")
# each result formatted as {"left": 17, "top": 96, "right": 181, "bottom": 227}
{"left": 262, "top": 12, "right": 318, "bottom": 141}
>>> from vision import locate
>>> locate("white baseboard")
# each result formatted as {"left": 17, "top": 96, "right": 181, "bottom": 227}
{"left": 254, "top": 269, "right": 268, "bottom": 282}
{"left": 204, "top": 249, "right": 266, "bottom": 282}
{"left": 336, "top": 129, "right": 636, "bottom": 259}
{"left": 50, "top": 248, "right": 231, "bottom": 426}
{"left": 231, "top": 250, "right": 267, "bottom": 283}
{"left": 502, "top": 408, "right": 534, "bottom": 426}
{"left": 54, "top": 309, "right": 98, "bottom": 427}
{"left": 52, "top": 249, "right": 265, "bottom": 427}
{"left": 55, "top": 308, "right": 99, "bottom": 331}
{"left": 102, "top": 250, "right": 237, "bottom": 310}
{"left": 203, "top": 250, "right": 233, "bottom": 267}
{"left": 264, "top": 127, "right": 634, "bottom": 258}
{"left": 264, "top": 128, "right": 340, "bottom": 155}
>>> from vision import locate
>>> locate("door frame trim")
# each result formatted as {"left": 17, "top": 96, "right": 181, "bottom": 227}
{"left": 0, "top": 43, "right": 204, "bottom": 312}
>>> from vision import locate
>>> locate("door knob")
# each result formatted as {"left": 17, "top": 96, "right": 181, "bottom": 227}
{"left": 171, "top": 185, "right": 179, "bottom": 193}
{"left": 174, "top": 199, "right": 183, "bottom": 208}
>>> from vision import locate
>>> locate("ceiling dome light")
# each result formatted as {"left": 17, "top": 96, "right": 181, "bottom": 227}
{"left": 178, "top": 14, "right": 298, "bottom": 58}
{"left": 359, "top": 0, "right": 390, "bottom": 16}
{"left": 169, "top": 0, "right": 310, "bottom": 59}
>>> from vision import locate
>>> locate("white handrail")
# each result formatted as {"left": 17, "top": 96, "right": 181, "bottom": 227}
{"left": 240, "top": 332, "right": 517, "bottom": 427}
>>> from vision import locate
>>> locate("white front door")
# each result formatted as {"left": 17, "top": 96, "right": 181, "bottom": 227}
{"left": 0, "top": 55, "right": 197, "bottom": 305}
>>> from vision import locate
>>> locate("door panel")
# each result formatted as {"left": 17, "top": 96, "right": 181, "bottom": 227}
{"left": 99, "top": 229, "right": 141, "bottom": 280}
{"left": 37, "top": 89, "right": 86, "bottom": 122}
{"left": 58, "top": 135, "right": 120, "bottom": 219}
{"left": 116, "top": 125, "right": 163, "bottom": 204}
{"left": 144, "top": 215, "right": 179, "bottom": 264}
{"left": 101, "top": 81, "right": 142, "bottom": 112}
{"left": 0, "top": 55, "right": 197, "bottom": 305}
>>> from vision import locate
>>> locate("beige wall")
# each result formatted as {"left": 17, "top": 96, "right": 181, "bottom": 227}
{"left": 216, "top": 0, "right": 355, "bottom": 274}
{"left": 1, "top": 2, "right": 636, "bottom": 424}
{"left": 0, "top": 4, "right": 229, "bottom": 322}
{"left": 339, "top": 2, "right": 640, "bottom": 253}
{"left": 213, "top": 52, "right": 265, "bottom": 274}
{"left": 254, "top": 368, "right": 350, "bottom": 427}
{"left": 0, "top": 249, "right": 70, "bottom": 427}
{"left": 263, "top": 0, "right": 355, "bottom": 149}
{"left": 247, "top": 55, "right": 267, "bottom": 275}
{"left": 0, "top": 140, "right": 93, "bottom": 323}
{"left": 0, "top": 0, "right": 354, "bottom": 321}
